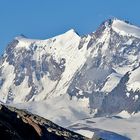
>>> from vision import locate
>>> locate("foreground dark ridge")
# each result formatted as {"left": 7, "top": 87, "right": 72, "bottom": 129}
{"left": 0, "top": 104, "right": 103, "bottom": 140}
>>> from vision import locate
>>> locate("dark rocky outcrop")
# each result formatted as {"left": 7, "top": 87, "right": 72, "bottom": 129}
{"left": 0, "top": 104, "right": 92, "bottom": 140}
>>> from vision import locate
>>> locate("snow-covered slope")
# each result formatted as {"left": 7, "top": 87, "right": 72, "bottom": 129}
{"left": 112, "top": 19, "right": 140, "bottom": 38}
{"left": 0, "top": 29, "right": 90, "bottom": 103}
{"left": 1, "top": 18, "right": 140, "bottom": 139}
{"left": 68, "top": 114, "right": 140, "bottom": 140}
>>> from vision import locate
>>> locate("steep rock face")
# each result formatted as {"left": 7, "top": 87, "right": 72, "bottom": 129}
{"left": 0, "top": 104, "right": 91, "bottom": 140}
{"left": 67, "top": 19, "right": 140, "bottom": 114}
{"left": 1, "top": 18, "right": 140, "bottom": 118}
{"left": 97, "top": 66, "right": 140, "bottom": 116}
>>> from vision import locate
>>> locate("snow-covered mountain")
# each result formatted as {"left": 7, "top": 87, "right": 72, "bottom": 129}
{"left": 1, "top": 18, "right": 140, "bottom": 139}
{"left": 0, "top": 29, "right": 88, "bottom": 103}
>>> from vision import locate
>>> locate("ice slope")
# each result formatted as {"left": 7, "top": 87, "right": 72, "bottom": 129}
{"left": 112, "top": 19, "right": 140, "bottom": 38}
{"left": 127, "top": 66, "right": 140, "bottom": 91}
{"left": 68, "top": 114, "right": 140, "bottom": 140}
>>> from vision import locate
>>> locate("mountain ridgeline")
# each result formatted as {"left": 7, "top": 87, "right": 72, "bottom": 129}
{"left": 1, "top": 18, "right": 140, "bottom": 118}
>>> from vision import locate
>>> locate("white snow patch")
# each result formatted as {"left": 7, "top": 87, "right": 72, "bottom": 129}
{"left": 12, "top": 76, "right": 32, "bottom": 103}
{"left": 75, "top": 129, "right": 94, "bottom": 138}
{"left": 134, "top": 95, "right": 139, "bottom": 101}
{"left": 117, "top": 110, "right": 131, "bottom": 118}
{"left": 124, "top": 39, "right": 133, "bottom": 45}
{"left": 127, "top": 67, "right": 140, "bottom": 91}
{"left": 101, "top": 73, "right": 122, "bottom": 93}
{"left": 126, "top": 92, "right": 130, "bottom": 97}
{"left": 112, "top": 19, "right": 140, "bottom": 38}
{"left": 0, "top": 61, "right": 15, "bottom": 103}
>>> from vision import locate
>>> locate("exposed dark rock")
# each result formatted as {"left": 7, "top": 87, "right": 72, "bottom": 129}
{"left": 0, "top": 104, "right": 95, "bottom": 140}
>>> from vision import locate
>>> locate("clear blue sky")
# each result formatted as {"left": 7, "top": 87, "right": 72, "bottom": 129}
{"left": 0, "top": 0, "right": 140, "bottom": 54}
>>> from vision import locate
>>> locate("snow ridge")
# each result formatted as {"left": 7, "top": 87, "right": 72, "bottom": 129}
{"left": 112, "top": 19, "right": 140, "bottom": 38}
